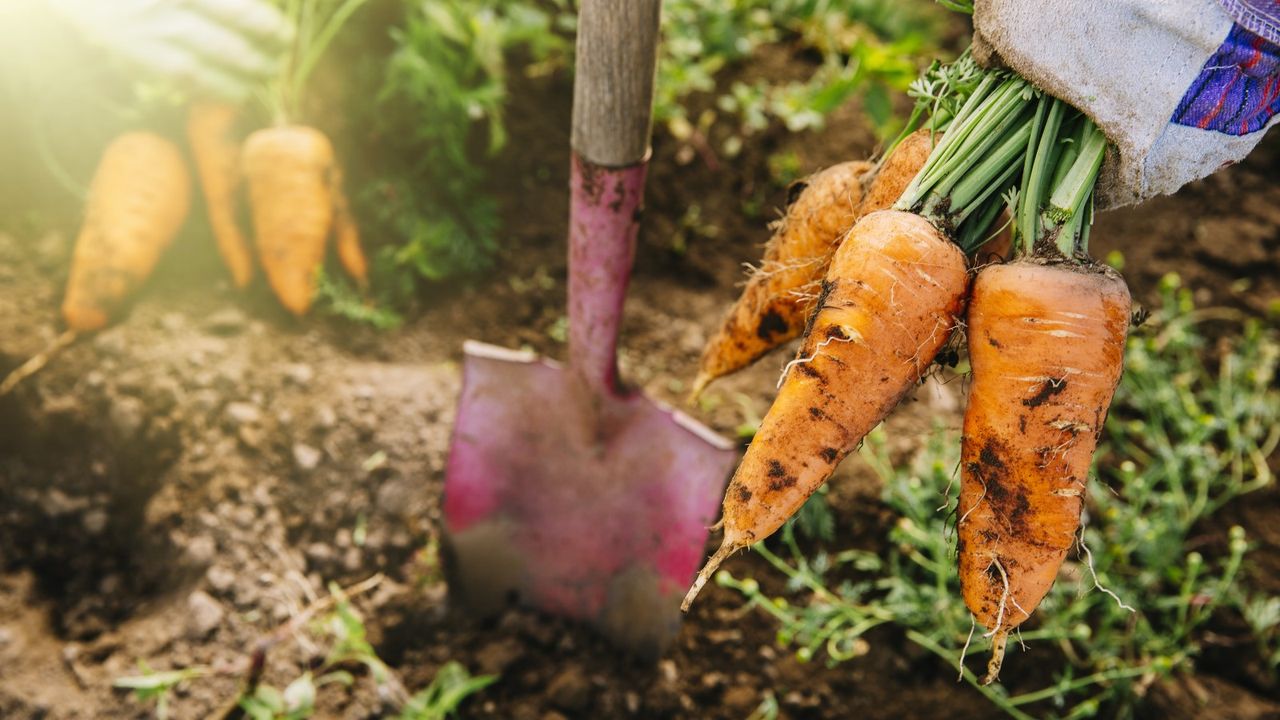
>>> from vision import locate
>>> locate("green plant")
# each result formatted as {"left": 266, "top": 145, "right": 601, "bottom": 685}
{"left": 719, "top": 275, "right": 1279, "bottom": 719}
{"left": 366, "top": 0, "right": 568, "bottom": 284}
{"left": 113, "top": 664, "right": 210, "bottom": 720}
{"left": 116, "top": 578, "right": 494, "bottom": 718}
{"left": 398, "top": 662, "right": 499, "bottom": 720}
{"left": 660, "top": 0, "right": 945, "bottom": 156}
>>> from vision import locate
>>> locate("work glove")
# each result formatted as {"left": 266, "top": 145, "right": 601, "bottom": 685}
{"left": 43, "top": 0, "right": 293, "bottom": 99}
{"left": 972, "top": 0, "right": 1280, "bottom": 208}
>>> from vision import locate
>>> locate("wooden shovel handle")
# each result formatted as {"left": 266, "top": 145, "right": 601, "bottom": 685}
{"left": 571, "top": 0, "right": 661, "bottom": 167}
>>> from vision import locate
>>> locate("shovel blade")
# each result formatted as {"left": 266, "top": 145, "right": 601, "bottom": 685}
{"left": 442, "top": 341, "right": 736, "bottom": 655}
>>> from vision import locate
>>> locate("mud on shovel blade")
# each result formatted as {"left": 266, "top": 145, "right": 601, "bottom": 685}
{"left": 441, "top": 0, "right": 737, "bottom": 657}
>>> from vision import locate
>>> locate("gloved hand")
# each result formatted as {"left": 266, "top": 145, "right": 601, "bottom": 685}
{"left": 972, "top": 0, "right": 1280, "bottom": 209}
{"left": 45, "top": 0, "right": 292, "bottom": 99}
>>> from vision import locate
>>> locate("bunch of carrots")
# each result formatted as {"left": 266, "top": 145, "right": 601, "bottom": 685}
{"left": 0, "top": 0, "right": 370, "bottom": 396}
{"left": 683, "top": 55, "right": 1131, "bottom": 685}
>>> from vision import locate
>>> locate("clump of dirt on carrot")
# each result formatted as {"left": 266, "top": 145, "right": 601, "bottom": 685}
{"left": 683, "top": 69, "right": 1037, "bottom": 611}
{"left": 187, "top": 101, "right": 255, "bottom": 288}
{"left": 957, "top": 98, "right": 1130, "bottom": 684}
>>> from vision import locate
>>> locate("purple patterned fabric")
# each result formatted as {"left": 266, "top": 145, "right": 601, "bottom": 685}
{"left": 1171, "top": 22, "right": 1280, "bottom": 135}
{"left": 1217, "top": 0, "right": 1280, "bottom": 45}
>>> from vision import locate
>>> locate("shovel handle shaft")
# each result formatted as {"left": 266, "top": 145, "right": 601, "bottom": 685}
{"left": 568, "top": 156, "right": 646, "bottom": 396}
{"left": 566, "top": 0, "right": 661, "bottom": 396}
{"left": 571, "top": 0, "right": 661, "bottom": 167}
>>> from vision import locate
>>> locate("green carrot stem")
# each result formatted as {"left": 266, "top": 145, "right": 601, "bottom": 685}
{"left": 948, "top": 113, "right": 1033, "bottom": 211}
{"left": 914, "top": 77, "right": 1025, "bottom": 195}
{"left": 294, "top": 0, "right": 370, "bottom": 107}
{"left": 1016, "top": 96, "right": 1065, "bottom": 256}
{"left": 894, "top": 73, "right": 1002, "bottom": 206}
{"left": 1043, "top": 120, "right": 1107, "bottom": 254}
{"left": 928, "top": 86, "right": 1031, "bottom": 200}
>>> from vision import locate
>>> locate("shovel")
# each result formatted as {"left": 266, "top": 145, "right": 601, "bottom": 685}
{"left": 441, "top": 0, "right": 737, "bottom": 657}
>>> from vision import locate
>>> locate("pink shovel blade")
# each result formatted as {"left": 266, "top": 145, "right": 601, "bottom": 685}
{"left": 442, "top": 342, "right": 736, "bottom": 655}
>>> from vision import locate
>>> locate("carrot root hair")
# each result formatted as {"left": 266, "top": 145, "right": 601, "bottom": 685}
{"left": 0, "top": 330, "right": 78, "bottom": 397}
{"left": 681, "top": 541, "right": 738, "bottom": 612}
{"left": 982, "top": 629, "right": 1009, "bottom": 686}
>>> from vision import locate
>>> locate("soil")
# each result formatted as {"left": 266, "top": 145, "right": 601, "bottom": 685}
{"left": 2, "top": 49, "right": 1280, "bottom": 720}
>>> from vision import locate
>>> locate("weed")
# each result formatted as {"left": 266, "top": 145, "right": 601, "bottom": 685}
{"left": 720, "top": 275, "right": 1279, "bottom": 718}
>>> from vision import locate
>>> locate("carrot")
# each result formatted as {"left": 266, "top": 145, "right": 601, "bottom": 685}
{"left": 857, "top": 128, "right": 936, "bottom": 216}
{"left": 330, "top": 163, "right": 369, "bottom": 290}
{"left": 242, "top": 125, "right": 337, "bottom": 315}
{"left": 682, "top": 72, "right": 1038, "bottom": 611}
{"left": 187, "top": 102, "right": 254, "bottom": 288}
{"left": 958, "top": 261, "right": 1129, "bottom": 683}
{"left": 2, "top": 131, "right": 191, "bottom": 397}
{"left": 957, "top": 99, "right": 1127, "bottom": 683}
{"left": 682, "top": 209, "right": 970, "bottom": 607}
{"left": 691, "top": 160, "right": 872, "bottom": 396}
{"left": 62, "top": 132, "right": 192, "bottom": 331}
{"left": 691, "top": 130, "right": 942, "bottom": 399}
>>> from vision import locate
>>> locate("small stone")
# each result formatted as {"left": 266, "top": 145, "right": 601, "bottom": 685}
{"left": 475, "top": 639, "right": 523, "bottom": 674}
{"left": 109, "top": 396, "right": 146, "bottom": 442}
{"left": 237, "top": 426, "right": 265, "bottom": 450}
{"left": 284, "top": 364, "right": 315, "bottom": 386}
{"left": 722, "top": 686, "right": 757, "bottom": 712}
{"left": 206, "top": 565, "right": 236, "bottom": 593}
{"left": 342, "top": 547, "right": 363, "bottom": 573}
{"left": 231, "top": 505, "right": 256, "bottom": 528}
{"left": 204, "top": 308, "right": 247, "bottom": 335}
{"left": 82, "top": 508, "right": 108, "bottom": 535}
{"left": 0, "top": 628, "right": 12, "bottom": 646}
{"left": 186, "top": 590, "right": 224, "bottom": 638}
{"left": 547, "top": 667, "right": 592, "bottom": 712}
{"left": 186, "top": 535, "right": 217, "bottom": 565}
{"left": 292, "top": 443, "right": 323, "bottom": 471}
{"left": 305, "top": 543, "right": 334, "bottom": 567}
{"left": 225, "top": 402, "right": 262, "bottom": 427}
{"left": 160, "top": 312, "right": 185, "bottom": 331}
{"left": 314, "top": 406, "right": 338, "bottom": 430}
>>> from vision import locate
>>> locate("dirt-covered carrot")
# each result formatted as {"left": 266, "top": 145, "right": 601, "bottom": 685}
{"left": 187, "top": 101, "right": 254, "bottom": 288}
{"left": 691, "top": 131, "right": 939, "bottom": 399}
{"left": 63, "top": 132, "right": 192, "bottom": 331}
{"left": 242, "top": 125, "right": 335, "bottom": 315}
{"left": 957, "top": 103, "right": 1129, "bottom": 684}
{"left": 683, "top": 72, "right": 1038, "bottom": 610}
{"left": 692, "top": 160, "right": 872, "bottom": 395}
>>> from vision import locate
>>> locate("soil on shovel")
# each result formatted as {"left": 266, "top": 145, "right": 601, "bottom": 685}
{"left": 2, "top": 62, "right": 1279, "bottom": 720}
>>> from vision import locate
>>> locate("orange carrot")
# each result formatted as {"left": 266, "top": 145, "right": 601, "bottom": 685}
{"left": 330, "top": 163, "right": 369, "bottom": 289}
{"left": 692, "top": 130, "right": 938, "bottom": 398}
{"left": 242, "top": 125, "right": 337, "bottom": 315}
{"left": 683, "top": 209, "right": 970, "bottom": 608}
{"left": 858, "top": 128, "right": 935, "bottom": 217}
{"left": 187, "top": 102, "right": 254, "bottom": 288}
{"left": 958, "top": 261, "right": 1130, "bottom": 683}
{"left": 692, "top": 160, "right": 872, "bottom": 396}
{"left": 62, "top": 132, "right": 191, "bottom": 331}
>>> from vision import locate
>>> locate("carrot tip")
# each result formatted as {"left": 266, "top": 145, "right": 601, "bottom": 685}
{"left": 687, "top": 372, "right": 713, "bottom": 405}
{"left": 981, "top": 630, "right": 1009, "bottom": 686}
{"left": 681, "top": 540, "right": 737, "bottom": 613}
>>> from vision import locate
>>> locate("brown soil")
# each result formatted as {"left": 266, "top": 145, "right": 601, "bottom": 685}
{"left": 2, "top": 56, "right": 1279, "bottom": 720}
